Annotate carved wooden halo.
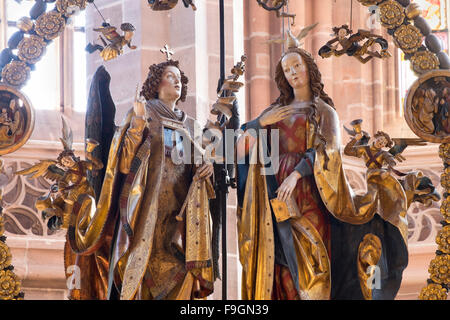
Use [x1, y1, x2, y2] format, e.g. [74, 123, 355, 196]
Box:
[404, 69, 450, 144]
[0, 84, 35, 155]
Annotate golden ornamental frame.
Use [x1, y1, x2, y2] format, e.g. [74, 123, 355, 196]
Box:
[404, 69, 450, 144]
[0, 83, 35, 156]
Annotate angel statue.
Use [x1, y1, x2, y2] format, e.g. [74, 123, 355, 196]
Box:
[318, 24, 391, 64]
[235, 29, 440, 300]
[58, 45, 223, 300]
[16, 117, 103, 231]
[85, 22, 137, 61]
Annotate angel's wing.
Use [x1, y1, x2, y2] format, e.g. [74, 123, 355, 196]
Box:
[296, 22, 319, 42]
[15, 160, 65, 181]
[60, 116, 73, 151]
[347, 31, 369, 43]
[93, 26, 119, 40]
[389, 138, 427, 162]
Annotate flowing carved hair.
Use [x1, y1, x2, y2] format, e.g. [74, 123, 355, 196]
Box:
[272, 48, 335, 170]
[140, 60, 188, 104]
[273, 47, 335, 108]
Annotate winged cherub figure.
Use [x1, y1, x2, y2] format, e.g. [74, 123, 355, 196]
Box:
[319, 24, 391, 64]
[85, 22, 137, 61]
[15, 117, 103, 230]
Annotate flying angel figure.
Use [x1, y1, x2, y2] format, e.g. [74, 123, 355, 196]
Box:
[15, 117, 103, 230]
[85, 22, 137, 61]
[319, 24, 391, 64]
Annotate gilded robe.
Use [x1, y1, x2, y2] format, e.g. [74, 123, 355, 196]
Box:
[236, 98, 411, 300]
[68, 99, 214, 300]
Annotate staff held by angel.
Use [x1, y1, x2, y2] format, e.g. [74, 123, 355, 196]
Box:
[318, 24, 391, 64]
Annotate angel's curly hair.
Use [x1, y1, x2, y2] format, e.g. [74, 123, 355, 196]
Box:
[57, 150, 78, 164]
[332, 24, 352, 36]
[140, 60, 188, 104]
[374, 130, 393, 148]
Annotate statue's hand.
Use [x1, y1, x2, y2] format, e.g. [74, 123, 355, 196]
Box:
[195, 163, 214, 181]
[134, 89, 146, 117]
[259, 106, 298, 127]
[276, 171, 301, 202]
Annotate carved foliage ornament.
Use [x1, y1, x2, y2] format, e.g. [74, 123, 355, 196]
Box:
[17, 35, 46, 65]
[35, 11, 66, 41]
[1, 61, 31, 88]
[378, 0, 405, 29]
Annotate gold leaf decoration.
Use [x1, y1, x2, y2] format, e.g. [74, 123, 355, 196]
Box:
[1, 61, 31, 88]
[35, 11, 66, 41]
[0, 241, 11, 270]
[428, 254, 450, 285]
[419, 283, 448, 300]
[436, 225, 450, 254]
[410, 50, 440, 74]
[56, 0, 87, 17]
[379, 0, 406, 29]
[394, 24, 423, 54]
[17, 35, 47, 65]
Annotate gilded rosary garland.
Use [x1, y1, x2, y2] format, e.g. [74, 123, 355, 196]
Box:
[436, 225, 450, 254]
[56, 0, 88, 17]
[428, 254, 450, 285]
[356, 0, 383, 6]
[0, 241, 12, 270]
[441, 167, 450, 190]
[393, 25, 423, 54]
[419, 283, 448, 300]
[441, 196, 450, 222]
[411, 51, 440, 74]
[378, 0, 405, 29]
[17, 35, 47, 65]
[35, 11, 66, 40]
[439, 144, 450, 164]
[1, 61, 31, 88]
[0, 270, 21, 300]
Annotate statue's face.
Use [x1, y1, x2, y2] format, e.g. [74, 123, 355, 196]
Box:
[281, 52, 310, 90]
[124, 31, 134, 41]
[61, 155, 76, 168]
[373, 136, 387, 149]
[158, 65, 182, 102]
[338, 28, 347, 39]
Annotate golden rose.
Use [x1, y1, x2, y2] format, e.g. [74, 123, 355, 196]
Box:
[429, 254, 450, 285]
[411, 51, 440, 75]
[0, 270, 21, 300]
[379, 0, 405, 29]
[0, 241, 11, 270]
[394, 24, 423, 54]
[436, 225, 450, 254]
[419, 283, 448, 300]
